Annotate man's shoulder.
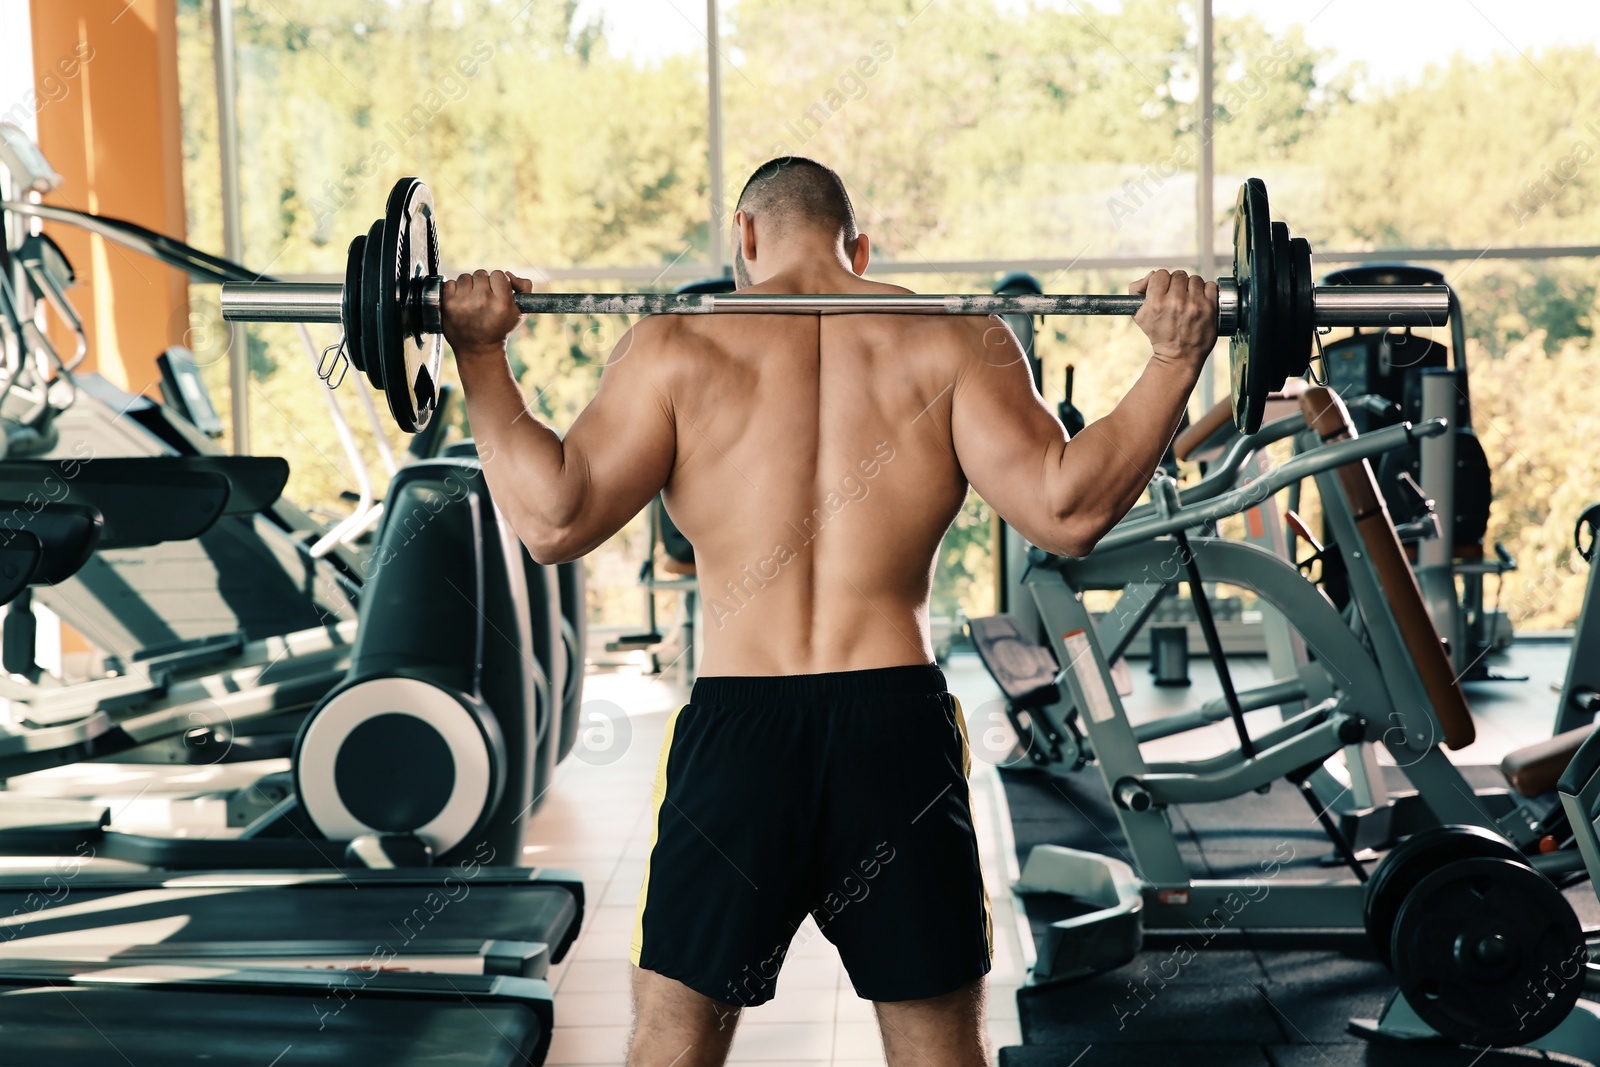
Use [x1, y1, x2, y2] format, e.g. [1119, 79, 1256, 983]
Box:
[605, 313, 735, 402]
[610, 313, 693, 369]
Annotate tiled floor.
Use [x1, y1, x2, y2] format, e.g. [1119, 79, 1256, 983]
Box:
[523, 657, 1028, 1066]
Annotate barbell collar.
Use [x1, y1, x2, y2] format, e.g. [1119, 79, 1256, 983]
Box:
[1216, 277, 1238, 334]
[419, 276, 443, 334]
[221, 278, 1449, 330]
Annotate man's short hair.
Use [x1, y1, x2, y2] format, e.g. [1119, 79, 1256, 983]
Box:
[734, 157, 859, 246]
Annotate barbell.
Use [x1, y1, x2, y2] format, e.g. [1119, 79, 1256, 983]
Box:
[219, 176, 1450, 435]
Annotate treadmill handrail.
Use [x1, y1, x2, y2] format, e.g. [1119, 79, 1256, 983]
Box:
[1, 200, 269, 285]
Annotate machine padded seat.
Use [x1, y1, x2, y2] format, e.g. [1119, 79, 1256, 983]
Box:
[1504, 725, 1598, 797]
[970, 614, 1059, 709]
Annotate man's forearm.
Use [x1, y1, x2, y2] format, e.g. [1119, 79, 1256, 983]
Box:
[454, 346, 585, 544]
[1049, 354, 1202, 547]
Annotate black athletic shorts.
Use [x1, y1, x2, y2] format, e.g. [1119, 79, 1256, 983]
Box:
[631, 664, 992, 1006]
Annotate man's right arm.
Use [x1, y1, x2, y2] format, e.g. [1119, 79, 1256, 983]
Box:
[444, 271, 678, 565]
[949, 270, 1216, 558]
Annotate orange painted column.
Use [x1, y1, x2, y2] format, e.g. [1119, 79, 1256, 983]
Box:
[28, 0, 189, 396]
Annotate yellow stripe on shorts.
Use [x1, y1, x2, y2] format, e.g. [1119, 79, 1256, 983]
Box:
[951, 696, 994, 963]
[631, 705, 684, 966]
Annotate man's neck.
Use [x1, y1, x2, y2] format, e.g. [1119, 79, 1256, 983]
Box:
[747, 232, 857, 289]
[750, 256, 861, 293]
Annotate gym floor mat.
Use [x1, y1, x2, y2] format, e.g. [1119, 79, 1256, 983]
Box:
[999, 762, 1599, 1065]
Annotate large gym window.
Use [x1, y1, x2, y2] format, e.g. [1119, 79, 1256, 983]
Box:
[176, 0, 1600, 632]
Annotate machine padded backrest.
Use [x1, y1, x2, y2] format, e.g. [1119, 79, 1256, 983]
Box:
[355, 460, 496, 685]
[1298, 385, 1474, 750]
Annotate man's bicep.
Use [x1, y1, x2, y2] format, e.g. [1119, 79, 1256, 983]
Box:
[558, 329, 677, 551]
[949, 328, 1067, 544]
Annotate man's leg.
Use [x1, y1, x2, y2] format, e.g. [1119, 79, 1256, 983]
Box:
[819, 678, 993, 1061]
[874, 979, 989, 1067]
[628, 967, 743, 1067]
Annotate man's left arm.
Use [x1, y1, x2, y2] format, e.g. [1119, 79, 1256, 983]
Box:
[444, 270, 676, 564]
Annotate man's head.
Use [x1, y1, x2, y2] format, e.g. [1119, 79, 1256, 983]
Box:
[731, 157, 868, 286]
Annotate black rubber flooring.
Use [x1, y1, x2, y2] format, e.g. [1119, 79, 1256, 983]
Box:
[998, 762, 1599, 1066]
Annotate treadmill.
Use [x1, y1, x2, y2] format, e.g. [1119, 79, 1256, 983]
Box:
[0, 961, 557, 1065]
[0, 140, 581, 1064]
[0, 866, 583, 977]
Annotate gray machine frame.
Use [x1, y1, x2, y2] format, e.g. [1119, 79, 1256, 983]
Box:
[1011, 418, 1525, 966]
[1009, 400, 1561, 857]
[1014, 409, 1393, 809]
[1554, 515, 1600, 736]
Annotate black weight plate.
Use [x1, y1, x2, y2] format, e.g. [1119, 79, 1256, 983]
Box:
[1364, 824, 1522, 967]
[1230, 177, 1273, 434]
[1450, 432, 1494, 546]
[1286, 235, 1314, 379]
[1265, 221, 1295, 395]
[1577, 503, 1600, 562]
[360, 218, 388, 394]
[379, 177, 443, 433]
[1376, 430, 1493, 548]
[342, 232, 367, 374]
[1391, 856, 1584, 1046]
